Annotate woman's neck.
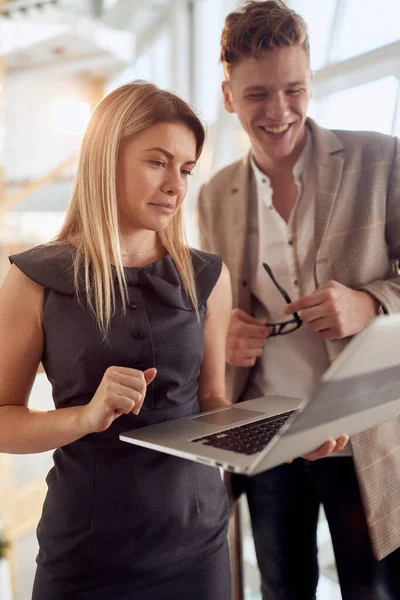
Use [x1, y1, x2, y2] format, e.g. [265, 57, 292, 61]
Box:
[119, 233, 165, 267]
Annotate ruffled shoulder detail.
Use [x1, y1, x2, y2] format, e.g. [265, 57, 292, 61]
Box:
[9, 243, 76, 295]
[9, 245, 223, 309]
[129, 249, 222, 311]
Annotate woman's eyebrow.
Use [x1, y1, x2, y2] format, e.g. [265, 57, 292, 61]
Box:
[144, 147, 196, 165]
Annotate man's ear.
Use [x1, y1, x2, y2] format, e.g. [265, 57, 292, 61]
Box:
[222, 81, 235, 114]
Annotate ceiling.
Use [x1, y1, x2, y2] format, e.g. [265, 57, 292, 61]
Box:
[1, 0, 171, 76]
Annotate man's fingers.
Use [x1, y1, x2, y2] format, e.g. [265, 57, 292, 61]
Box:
[302, 439, 336, 461]
[335, 434, 349, 451]
[227, 346, 264, 367]
[228, 334, 267, 350]
[300, 304, 328, 323]
[307, 317, 333, 332]
[232, 321, 269, 340]
[284, 290, 326, 314]
[232, 308, 268, 326]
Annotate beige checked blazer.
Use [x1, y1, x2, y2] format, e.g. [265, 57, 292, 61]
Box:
[197, 118, 400, 560]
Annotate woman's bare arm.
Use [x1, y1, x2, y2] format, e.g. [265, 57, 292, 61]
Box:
[198, 262, 232, 412]
[0, 265, 89, 454]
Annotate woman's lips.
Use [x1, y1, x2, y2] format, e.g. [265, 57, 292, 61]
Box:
[148, 202, 176, 214]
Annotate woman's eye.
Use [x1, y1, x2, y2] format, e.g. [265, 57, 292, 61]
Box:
[150, 160, 166, 168]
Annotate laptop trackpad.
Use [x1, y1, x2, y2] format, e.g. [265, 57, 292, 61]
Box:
[190, 408, 265, 426]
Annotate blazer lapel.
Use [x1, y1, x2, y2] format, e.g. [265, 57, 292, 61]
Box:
[226, 153, 252, 288]
[308, 118, 345, 254]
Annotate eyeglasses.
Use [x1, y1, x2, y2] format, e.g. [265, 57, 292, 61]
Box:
[262, 263, 303, 336]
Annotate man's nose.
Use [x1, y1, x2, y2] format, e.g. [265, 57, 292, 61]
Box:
[264, 93, 290, 121]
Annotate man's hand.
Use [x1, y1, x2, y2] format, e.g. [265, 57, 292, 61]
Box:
[226, 308, 269, 367]
[284, 280, 379, 341]
[287, 434, 350, 463]
[301, 434, 349, 461]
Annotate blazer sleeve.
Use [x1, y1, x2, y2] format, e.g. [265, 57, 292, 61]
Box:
[358, 136, 400, 313]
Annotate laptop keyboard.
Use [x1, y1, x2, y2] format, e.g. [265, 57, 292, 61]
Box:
[192, 410, 296, 456]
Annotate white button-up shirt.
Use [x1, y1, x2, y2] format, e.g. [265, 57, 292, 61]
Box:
[246, 130, 332, 402]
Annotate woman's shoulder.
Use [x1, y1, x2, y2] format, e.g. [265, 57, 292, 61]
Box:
[189, 248, 222, 305]
[9, 242, 75, 295]
[189, 248, 221, 271]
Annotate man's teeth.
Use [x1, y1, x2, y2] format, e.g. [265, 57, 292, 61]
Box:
[262, 124, 290, 133]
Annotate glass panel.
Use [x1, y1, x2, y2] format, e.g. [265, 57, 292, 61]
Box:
[193, 0, 227, 124]
[151, 30, 172, 90]
[317, 76, 398, 134]
[308, 98, 320, 121]
[287, 0, 337, 70]
[333, 0, 400, 61]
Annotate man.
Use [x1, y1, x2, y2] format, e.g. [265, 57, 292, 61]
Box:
[197, 1, 400, 599]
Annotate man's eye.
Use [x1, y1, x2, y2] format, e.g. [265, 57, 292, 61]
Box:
[286, 89, 301, 95]
[247, 94, 266, 100]
[181, 169, 193, 177]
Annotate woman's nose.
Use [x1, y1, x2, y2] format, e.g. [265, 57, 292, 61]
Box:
[161, 171, 184, 196]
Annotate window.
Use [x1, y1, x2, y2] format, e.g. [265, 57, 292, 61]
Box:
[332, 0, 400, 61]
[288, 0, 337, 70]
[50, 100, 90, 136]
[318, 76, 398, 134]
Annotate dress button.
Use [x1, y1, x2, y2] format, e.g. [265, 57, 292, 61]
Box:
[133, 331, 144, 340]
[137, 363, 145, 370]
[129, 302, 138, 309]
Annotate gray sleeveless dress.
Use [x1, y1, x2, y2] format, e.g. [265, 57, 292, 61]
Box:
[10, 244, 230, 600]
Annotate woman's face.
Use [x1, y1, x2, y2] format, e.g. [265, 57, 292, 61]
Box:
[116, 122, 197, 235]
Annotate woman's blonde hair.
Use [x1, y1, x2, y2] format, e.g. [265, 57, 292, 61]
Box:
[55, 81, 205, 335]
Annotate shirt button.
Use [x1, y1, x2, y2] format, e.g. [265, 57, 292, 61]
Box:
[129, 302, 138, 309]
[288, 239, 293, 246]
[137, 363, 145, 370]
[294, 279, 299, 286]
[133, 331, 144, 340]
[268, 205, 273, 211]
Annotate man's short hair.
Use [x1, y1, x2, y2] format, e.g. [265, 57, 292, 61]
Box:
[220, 0, 310, 78]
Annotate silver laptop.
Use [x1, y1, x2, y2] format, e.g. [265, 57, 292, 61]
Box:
[120, 315, 400, 476]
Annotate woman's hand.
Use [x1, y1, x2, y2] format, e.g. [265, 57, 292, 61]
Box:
[82, 366, 157, 433]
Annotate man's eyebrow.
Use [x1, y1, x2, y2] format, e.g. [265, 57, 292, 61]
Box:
[243, 86, 268, 93]
[286, 80, 307, 87]
[243, 81, 307, 93]
[144, 147, 196, 165]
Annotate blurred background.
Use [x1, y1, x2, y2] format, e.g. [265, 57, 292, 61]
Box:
[0, 1, 400, 598]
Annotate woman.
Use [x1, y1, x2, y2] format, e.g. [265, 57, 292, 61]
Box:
[0, 81, 232, 599]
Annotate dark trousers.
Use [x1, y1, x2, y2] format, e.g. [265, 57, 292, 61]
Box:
[241, 457, 400, 600]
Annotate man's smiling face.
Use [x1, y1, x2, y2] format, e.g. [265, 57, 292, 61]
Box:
[222, 45, 312, 171]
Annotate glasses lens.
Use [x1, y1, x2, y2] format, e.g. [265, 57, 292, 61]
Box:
[280, 321, 301, 334]
[268, 319, 302, 336]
